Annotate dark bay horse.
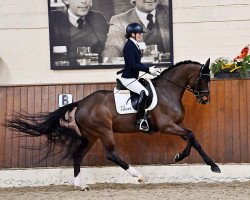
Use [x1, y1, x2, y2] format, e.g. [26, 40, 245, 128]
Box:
[5, 59, 221, 190]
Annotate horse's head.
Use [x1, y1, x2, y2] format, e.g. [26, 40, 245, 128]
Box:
[190, 58, 211, 104]
[153, 59, 211, 104]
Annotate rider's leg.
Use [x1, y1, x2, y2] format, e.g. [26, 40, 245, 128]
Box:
[118, 77, 149, 96]
[136, 90, 149, 131]
[119, 78, 149, 131]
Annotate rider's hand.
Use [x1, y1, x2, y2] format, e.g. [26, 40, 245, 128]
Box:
[149, 66, 161, 76]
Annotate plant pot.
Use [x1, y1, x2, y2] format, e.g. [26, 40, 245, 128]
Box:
[214, 72, 240, 79]
[247, 69, 250, 77]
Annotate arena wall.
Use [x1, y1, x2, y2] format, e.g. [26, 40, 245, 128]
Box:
[0, 79, 249, 168]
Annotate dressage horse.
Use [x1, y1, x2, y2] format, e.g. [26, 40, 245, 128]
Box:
[5, 59, 221, 190]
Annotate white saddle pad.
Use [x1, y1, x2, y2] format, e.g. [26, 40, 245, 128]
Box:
[114, 79, 157, 114]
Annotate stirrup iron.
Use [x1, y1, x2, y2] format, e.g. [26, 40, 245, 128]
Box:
[139, 118, 149, 131]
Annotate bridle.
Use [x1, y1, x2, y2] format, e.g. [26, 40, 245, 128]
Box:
[157, 64, 211, 100]
[193, 65, 211, 99]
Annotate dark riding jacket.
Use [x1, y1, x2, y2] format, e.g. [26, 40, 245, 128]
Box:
[121, 39, 150, 79]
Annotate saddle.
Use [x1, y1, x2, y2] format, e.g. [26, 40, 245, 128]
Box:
[114, 78, 157, 114]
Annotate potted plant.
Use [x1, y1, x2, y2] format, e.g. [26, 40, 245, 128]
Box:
[211, 45, 250, 78]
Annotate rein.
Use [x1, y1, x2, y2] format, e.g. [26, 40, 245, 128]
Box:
[156, 67, 210, 96]
[157, 75, 194, 93]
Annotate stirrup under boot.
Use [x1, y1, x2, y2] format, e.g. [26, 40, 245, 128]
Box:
[137, 118, 149, 132]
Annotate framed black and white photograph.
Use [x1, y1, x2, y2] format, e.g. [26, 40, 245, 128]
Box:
[48, 0, 173, 70]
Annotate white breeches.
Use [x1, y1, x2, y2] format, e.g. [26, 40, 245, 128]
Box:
[119, 77, 149, 96]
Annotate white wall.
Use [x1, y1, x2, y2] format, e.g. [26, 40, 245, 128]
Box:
[173, 0, 250, 62]
[0, 0, 249, 86]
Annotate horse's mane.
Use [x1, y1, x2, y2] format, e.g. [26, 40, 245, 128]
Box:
[168, 60, 201, 70]
[152, 60, 201, 81]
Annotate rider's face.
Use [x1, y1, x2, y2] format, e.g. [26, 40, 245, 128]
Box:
[135, 0, 159, 13]
[64, 0, 92, 17]
[132, 32, 143, 42]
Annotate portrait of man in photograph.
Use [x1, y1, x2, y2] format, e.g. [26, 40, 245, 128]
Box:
[48, 0, 109, 68]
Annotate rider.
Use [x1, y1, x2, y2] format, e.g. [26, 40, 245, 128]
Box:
[117, 22, 161, 132]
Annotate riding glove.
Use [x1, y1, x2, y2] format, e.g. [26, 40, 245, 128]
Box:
[149, 66, 161, 76]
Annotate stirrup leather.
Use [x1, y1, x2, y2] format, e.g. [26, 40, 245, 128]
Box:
[138, 118, 149, 131]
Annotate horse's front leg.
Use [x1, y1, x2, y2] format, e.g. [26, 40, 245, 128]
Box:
[101, 132, 145, 182]
[190, 132, 221, 173]
[174, 134, 191, 162]
[175, 129, 221, 172]
[178, 130, 221, 173]
[159, 124, 221, 173]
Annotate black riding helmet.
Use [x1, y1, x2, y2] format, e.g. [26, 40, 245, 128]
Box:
[125, 23, 145, 39]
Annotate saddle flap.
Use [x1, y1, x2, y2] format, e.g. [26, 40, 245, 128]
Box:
[114, 78, 158, 114]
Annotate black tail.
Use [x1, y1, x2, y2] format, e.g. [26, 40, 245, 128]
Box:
[4, 101, 86, 160]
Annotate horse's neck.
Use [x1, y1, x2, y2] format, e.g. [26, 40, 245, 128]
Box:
[154, 66, 192, 100]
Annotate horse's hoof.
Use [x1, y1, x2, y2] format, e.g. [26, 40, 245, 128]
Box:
[75, 184, 91, 191]
[174, 153, 181, 162]
[211, 165, 221, 173]
[138, 175, 145, 183]
[81, 186, 91, 191]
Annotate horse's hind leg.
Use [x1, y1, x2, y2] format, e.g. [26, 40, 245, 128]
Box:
[101, 131, 144, 182]
[72, 136, 97, 191]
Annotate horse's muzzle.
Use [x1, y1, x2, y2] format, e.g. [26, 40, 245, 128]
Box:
[197, 94, 210, 104]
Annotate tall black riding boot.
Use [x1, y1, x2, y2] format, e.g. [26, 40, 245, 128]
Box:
[136, 91, 149, 131]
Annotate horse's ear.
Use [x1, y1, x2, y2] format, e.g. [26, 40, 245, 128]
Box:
[205, 58, 210, 67]
[202, 58, 210, 74]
